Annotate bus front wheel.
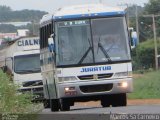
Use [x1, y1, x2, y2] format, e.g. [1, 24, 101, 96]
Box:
[59, 99, 70, 111]
[112, 93, 127, 107]
[101, 96, 111, 107]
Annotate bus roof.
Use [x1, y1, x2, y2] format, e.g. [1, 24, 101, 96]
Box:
[40, 4, 125, 24]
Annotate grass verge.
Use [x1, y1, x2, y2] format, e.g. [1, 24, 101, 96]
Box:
[128, 70, 160, 99]
[0, 70, 43, 119]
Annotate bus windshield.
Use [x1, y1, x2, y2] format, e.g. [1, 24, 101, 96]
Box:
[14, 54, 41, 74]
[56, 17, 131, 66]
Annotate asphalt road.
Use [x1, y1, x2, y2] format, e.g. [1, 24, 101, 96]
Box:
[39, 104, 160, 120]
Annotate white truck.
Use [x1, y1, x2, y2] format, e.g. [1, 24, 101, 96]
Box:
[0, 36, 43, 100]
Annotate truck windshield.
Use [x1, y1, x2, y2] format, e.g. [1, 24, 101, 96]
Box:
[56, 17, 131, 66]
[14, 54, 40, 74]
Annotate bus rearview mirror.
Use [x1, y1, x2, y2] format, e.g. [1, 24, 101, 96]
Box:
[48, 38, 55, 52]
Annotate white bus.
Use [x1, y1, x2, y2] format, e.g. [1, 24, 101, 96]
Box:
[40, 4, 133, 111]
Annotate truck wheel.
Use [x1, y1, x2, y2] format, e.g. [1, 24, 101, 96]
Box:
[101, 96, 111, 107]
[50, 99, 59, 112]
[43, 99, 50, 108]
[112, 93, 127, 107]
[60, 99, 70, 111]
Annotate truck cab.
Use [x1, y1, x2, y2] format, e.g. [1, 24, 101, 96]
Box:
[0, 37, 43, 100]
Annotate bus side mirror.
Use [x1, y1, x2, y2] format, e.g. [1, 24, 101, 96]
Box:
[48, 37, 55, 52]
[130, 38, 135, 49]
[130, 31, 138, 49]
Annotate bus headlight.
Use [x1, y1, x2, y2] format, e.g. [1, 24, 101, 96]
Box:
[64, 87, 77, 95]
[118, 82, 128, 88]
[58, 76, 78, 82]
[121, 82, 128, 88]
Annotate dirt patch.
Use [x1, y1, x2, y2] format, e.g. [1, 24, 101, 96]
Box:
[128, 99, 160, 105]
[75, 99, 160, 107]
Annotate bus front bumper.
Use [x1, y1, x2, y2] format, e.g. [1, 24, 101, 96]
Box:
[56, 78, 133, 99]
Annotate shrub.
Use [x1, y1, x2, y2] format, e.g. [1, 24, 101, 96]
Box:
[0, 70, 41, 114]
[131, 39, 160, 70]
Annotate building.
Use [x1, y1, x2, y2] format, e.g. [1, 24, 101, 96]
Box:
[0, 33, 17, 39]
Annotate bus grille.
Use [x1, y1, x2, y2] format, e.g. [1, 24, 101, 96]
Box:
[80, 84, 113, 93]
[78, 73, 113, 80]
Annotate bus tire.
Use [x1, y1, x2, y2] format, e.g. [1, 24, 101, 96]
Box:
[101, 96, 111, 107]
[50, 99, 59, 112]
[112, 93, 127, 107]
[60, 99, 70, 111]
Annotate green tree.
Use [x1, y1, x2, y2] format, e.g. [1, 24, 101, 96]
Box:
[132, 39, 160, 70]
[0, 5, 47, 22]
[126, 5, 144, 28]
[0, 5, 47, 34]
[140, 0, 160, 40]
[0, 6, 12, 22]
[144, 0, 160, 14]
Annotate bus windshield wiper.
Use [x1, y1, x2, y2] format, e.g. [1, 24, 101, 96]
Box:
[78, 38, 92, 64]
[97, 37, 112, 62]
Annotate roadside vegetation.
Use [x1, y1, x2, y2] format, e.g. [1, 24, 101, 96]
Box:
[129, 36, 160, 99]
[131, 38, 160, 71]
[0, 70, 42, 114]
[128, 70, 160, 99]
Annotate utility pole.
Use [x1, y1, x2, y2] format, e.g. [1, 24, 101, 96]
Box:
[152, 15, 158, 70]
[135, 5, 139, 44]
[143, 14, 160, 70]
[31, 20, 35, 36]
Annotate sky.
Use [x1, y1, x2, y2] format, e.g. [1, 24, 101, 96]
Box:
[0, 0, 149, 13]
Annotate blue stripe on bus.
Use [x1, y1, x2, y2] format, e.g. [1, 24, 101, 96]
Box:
[54, 11, 125, 20]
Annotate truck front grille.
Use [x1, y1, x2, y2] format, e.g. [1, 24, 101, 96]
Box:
[19, 87, 43, 92]
[23, 80, 43, 87]
[80, 84, 113, 93]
